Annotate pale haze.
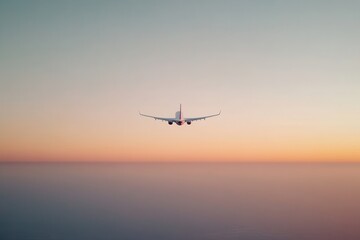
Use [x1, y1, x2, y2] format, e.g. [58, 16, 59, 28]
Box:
[1, 1, 359, 162]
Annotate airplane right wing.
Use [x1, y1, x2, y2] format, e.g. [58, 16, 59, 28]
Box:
[184, 111, 221, 122]
[139, 112, 177, 122]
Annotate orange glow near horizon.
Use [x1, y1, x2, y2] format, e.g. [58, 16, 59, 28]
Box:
[1, 102, 360, 162]
[1, 117, 359, 162]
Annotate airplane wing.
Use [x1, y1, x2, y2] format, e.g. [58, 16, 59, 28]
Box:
[139, 112, 177, 122]
[184, 111, 221, 122]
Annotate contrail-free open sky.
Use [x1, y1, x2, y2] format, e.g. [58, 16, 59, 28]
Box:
[1, 1, 359, 162]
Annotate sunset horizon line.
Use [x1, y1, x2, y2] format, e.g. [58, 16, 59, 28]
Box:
[1, 160, 359, 164]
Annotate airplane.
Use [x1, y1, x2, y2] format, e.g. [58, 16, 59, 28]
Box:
[139, 104, 221, 126]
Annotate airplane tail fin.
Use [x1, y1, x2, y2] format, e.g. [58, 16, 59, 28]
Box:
[180, 104, 182, 119]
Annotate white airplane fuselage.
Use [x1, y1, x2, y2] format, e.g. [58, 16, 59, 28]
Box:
[174, 110, 185, 126]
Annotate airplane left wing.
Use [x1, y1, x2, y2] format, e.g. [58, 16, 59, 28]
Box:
[139, 112, 177, 122]
[184, 111, 221, 122]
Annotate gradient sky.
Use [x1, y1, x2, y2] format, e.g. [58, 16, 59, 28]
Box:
[1, 0, 359, 162]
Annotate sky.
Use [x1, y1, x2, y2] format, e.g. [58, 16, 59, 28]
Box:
[0, 0, 359, 162]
